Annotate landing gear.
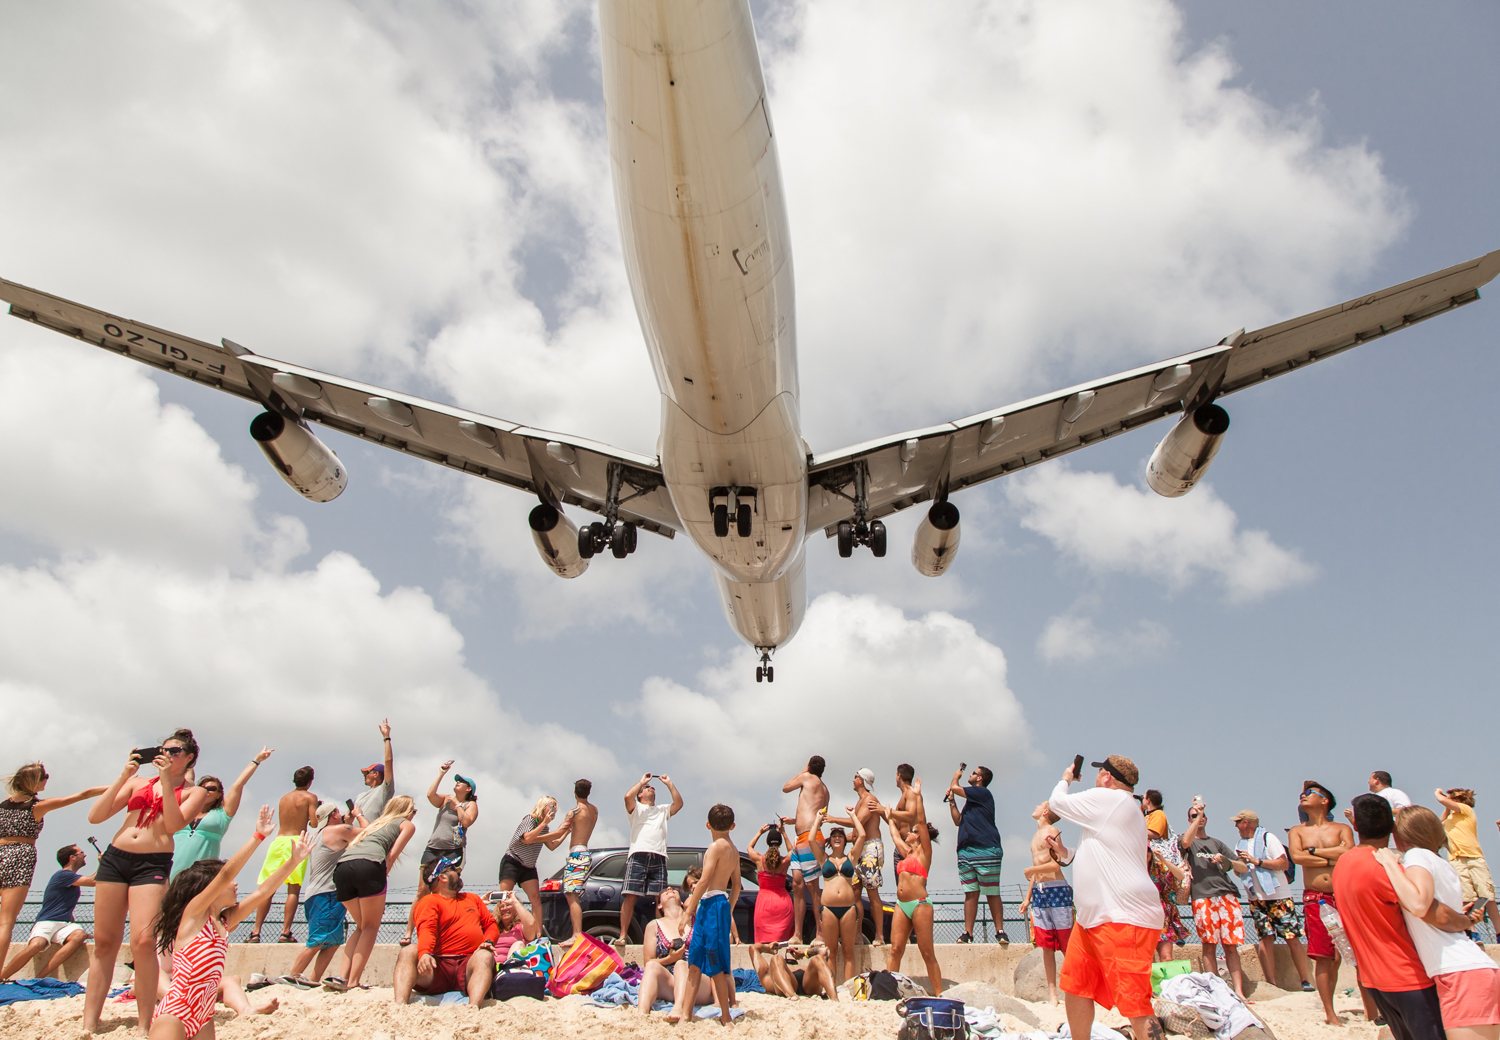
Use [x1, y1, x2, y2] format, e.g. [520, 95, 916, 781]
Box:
[610, 522, 635, 558]
[736, 502, 752, 538]
[713, 503, 729, 538]
[710, 487, 757, 540]
[755, 648, 775, 683]
[577, 463, 654, 564]
[827, 464, 887, 558]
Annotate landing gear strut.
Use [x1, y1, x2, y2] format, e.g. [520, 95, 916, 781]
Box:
[827, 463, 886, 558]
[755, 648, 775, 683]
[575, 462, 648, 561]
[711, 486, 757, 539]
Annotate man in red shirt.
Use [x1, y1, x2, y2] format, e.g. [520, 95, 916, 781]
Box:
[394, 862, 499, 1005]
[1333, 795, 1473, 1040]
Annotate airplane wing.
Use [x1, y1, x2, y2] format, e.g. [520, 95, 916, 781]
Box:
[807, 249, 1500, 535]
[0, 278, 680, 537]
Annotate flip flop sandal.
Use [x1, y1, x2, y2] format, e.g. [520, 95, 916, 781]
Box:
[322, 976, 348, 993]
[245, 934, 261, 943]
[278, 933, 296, 943]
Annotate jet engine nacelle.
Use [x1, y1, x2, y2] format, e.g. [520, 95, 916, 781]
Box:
[249, 411, 347, 502]
[911, 501, 961, 577]
[1146, 403, 1230, 498]
[528, 504, 589, 578]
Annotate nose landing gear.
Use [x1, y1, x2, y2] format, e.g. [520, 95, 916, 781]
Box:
[755, 648, 775, 683]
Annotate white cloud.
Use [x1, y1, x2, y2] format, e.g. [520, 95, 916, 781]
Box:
[1037, 613, 1172, 664]
[1007, 464, 1314, 601]
[626, 592, 1034, 794]
[767, 0, 1408, 447]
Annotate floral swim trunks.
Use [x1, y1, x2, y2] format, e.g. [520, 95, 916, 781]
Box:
[1192, 894, 1245, 946]
[563, 847, 591, 895]
[856, 838, 884, 889]
[1246, 897, 1304, 942]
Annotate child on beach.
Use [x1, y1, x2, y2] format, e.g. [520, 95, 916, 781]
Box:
[1020, 801, 1073, 1003]
[675, 804, 741, 1025]
[149, 807, 311, 1039]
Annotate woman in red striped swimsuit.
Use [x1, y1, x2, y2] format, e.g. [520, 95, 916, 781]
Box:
[148, 806, 311, 1040]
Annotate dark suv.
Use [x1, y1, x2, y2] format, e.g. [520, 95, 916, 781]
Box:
[538, 846, 883, 944]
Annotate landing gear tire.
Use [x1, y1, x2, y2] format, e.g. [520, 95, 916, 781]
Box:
[610, 524, 629, 558]
[765, 666, 774, 683]
[623, 522, 638, 553]
[756, 666, 764, 683]
[736, 503, 752, 537]
[837, 521, 854, 558]
[713, 504, 729, 538]
[577, 525, 596, 559]
[870, 520, 887, 558]
[589, 522, 607, 555]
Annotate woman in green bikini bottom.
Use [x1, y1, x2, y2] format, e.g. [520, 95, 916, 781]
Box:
[883, 776, 943, 996]
[813, 809, 866, 984]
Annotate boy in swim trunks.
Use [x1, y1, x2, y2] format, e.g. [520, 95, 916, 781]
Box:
[251, 765, 318, 942]
[676, 804, 741, 1026]
[1021, 801, 1073, 1003]
[782, 756, 828, 942]
[563, 779, 599, 939]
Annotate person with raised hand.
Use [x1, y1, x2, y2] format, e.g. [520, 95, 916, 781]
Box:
[398, 762, 478, 946]
[0, 761, 106, 992]
[812, 809, 866, 985]
[885, 776, 944, 996]
[149, 806, 311, 1039]
[615, 774, 683, 946]
[351, 719, 394, 827]
[326, 795, 418, 992]
[83, 730, 211, 1034]
[499, 795, 573, 920]
[172, 746, 273, 879]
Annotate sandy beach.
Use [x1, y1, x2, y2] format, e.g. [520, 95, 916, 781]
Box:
[2, 976, 1399, 1040]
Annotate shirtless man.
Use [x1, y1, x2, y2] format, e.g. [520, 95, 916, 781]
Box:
[675, 804, 741, 1025]
[827, 768, 887, 944]
[1020, 801, 1073, 1003]
[1289, 781, 1355, 1025]
[562, 779, 599, 939]
[251, 765, 319, 942]
[782, 756, 829, 943]
[890, 763, 919, 833]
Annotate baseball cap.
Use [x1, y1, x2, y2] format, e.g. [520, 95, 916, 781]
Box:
[1301, 780, 1336, 811]
[361, 763, 385, 777]
[454, 774, 477, 795]
[315, 802, 340, 825]
[1091, 756, 1139, 787]
[1231, 810, 1259, 825]
[857, 768, 876, 789]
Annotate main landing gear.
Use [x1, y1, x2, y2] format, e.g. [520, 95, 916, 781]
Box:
[825, 461, 886, 558]
[755, 648, 775, 683]
[576, 461, 647, 560]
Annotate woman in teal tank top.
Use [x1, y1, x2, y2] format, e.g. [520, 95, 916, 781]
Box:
[171, 748, 271, 878]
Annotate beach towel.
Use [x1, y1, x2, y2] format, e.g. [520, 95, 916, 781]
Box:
[0, 978, 85, 1006]
[503, 937, 556, 981]
[732, 967, 765, 993]
[585, 972, 639, 1006]
[1158, 973, 1263, 1040]
[694, 1005, 747, 1020]
[547, 933, 623, 997]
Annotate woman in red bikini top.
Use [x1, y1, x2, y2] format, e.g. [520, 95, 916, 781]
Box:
[883, 775, 945, 997]
[83, 728, 213, 1036]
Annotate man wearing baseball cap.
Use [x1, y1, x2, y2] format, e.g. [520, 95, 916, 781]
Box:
[1049, 756, 1164, 1040]
[829, 768, 889, 943]
[353, 719, 395, 825]
[1233, 809, 1313, 993]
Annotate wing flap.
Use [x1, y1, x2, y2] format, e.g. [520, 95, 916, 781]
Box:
[0, 277, 680, 536]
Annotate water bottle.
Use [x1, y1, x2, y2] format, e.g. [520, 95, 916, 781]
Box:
[1320, 903, 1357, 967]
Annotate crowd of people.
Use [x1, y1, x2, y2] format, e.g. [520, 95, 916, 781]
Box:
[1, 730, 1497, 1039]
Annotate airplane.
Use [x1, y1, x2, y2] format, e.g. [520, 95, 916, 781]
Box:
[2, 0, 1497, 683]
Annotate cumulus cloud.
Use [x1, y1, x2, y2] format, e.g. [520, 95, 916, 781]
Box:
[1007, 464, 1314, 600]
[1037, 613, 1172, 664]
[766, 0, 1408, 447]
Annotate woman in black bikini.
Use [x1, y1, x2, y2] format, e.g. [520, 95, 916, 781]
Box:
[0, 761, 106, 989]
[83, 729, 212, 1034]
[811, 808, 866, 985]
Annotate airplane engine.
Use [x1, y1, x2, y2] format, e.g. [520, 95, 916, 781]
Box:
[1146, 403, 1230, 498]
[528, 503, 589, 578]
[911, 501, 961, 577]
[248, 411, 347, 502]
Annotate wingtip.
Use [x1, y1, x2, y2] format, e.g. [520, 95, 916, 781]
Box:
[1478, 249, 1500, 288]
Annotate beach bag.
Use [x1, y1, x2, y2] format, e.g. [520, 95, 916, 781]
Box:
[897, 997, 971, 1040]
[869, 970, 903, 1000]
[1153, 998, 1213, 1038]
[546, 933, 623, 997]
[491, 968, 548, 1002]
[1151, 959, 1192, 995]
[503, 938, 555, 982]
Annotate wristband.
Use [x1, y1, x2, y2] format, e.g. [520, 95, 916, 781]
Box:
[253, 831, 267, 841]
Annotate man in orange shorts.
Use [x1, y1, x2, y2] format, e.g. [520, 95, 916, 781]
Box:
[1049, 756, 1166, 1040]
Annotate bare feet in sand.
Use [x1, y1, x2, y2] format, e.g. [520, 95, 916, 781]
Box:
[234, 996, 279, 1017]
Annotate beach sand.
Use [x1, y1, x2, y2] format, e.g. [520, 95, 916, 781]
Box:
[2, 979, 1394, 1040]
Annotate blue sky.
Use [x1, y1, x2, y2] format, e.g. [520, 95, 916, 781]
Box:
[0, 0, 1495, 895]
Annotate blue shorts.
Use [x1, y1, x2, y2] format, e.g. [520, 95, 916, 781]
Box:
[687, 893, 731, 977]
[303, 892, 346, 948]
[957, 846, 1003, 895]
[623, 852, 667, 897]
[789, 841, 818, 877]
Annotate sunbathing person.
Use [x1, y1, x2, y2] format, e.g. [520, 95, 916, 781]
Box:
[637, 885, 707, 1014]
[753, 942, 838, 1000]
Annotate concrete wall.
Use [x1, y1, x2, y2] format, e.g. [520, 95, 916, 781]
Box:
[14, 941, 1500, 992]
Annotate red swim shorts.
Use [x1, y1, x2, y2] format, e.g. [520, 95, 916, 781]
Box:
[1303, 890, 1336, 961]
[1435, 968, 1500, 1028]
[415, 954, 472, 996]
[1035, 926, 1071, 952]
[1059, 922, 1157, 1019]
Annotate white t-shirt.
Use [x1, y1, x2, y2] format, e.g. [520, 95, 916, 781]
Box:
[1399, 848, 1495, 977]
[1236, 832, 1293, 901]
[1049, 780, 1165, 931]
[1377, 788, 1412, 810]
[628, 803, 671, 857]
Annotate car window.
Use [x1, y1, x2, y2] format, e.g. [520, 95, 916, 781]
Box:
[739, 860, 759, 893]
[666, 850, 701, 887]
[591, 854, 627, 880]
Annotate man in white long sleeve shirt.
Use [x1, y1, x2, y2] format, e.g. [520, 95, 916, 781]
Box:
[1050, 755, 1166, 1040]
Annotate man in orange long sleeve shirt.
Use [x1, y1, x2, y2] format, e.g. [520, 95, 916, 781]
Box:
[394, 863, 499, 1005]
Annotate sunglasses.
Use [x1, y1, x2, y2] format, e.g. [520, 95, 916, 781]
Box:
[40, 771, 50, 781]
[1301, 788, 1327, 799]
[161, 747, 186, 757]
[202, 786, 222, 793]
